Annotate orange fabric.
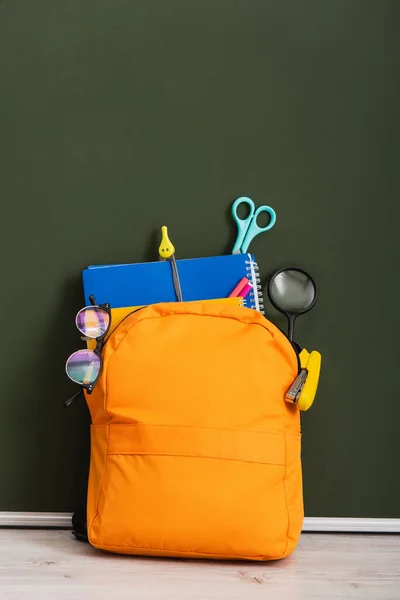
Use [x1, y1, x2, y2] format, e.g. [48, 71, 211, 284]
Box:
[85, 301, 303, 560]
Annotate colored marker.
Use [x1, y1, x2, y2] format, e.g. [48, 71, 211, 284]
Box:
[239, 281, 253, 299]
[229, 277, 248, 298]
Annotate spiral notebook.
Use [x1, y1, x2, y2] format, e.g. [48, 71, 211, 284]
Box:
[82, 253, 264, 313]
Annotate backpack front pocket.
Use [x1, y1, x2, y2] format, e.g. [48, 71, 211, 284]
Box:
[88, 424, 298, 560]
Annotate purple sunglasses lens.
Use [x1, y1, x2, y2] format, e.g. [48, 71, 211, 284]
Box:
[76, 307, 110, 339]
[66, 350, 101, 386]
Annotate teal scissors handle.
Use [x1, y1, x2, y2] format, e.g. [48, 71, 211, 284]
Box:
[231, 196, 276, 253]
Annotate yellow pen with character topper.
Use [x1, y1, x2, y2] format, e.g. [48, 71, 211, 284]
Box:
[158, 225, 175, 259]
[158, 225, 182, 301]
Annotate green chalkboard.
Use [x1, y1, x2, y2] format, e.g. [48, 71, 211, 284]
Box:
[0, 0, 399, 517]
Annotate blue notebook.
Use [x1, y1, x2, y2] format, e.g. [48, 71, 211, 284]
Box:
[82, 253, 264, 312]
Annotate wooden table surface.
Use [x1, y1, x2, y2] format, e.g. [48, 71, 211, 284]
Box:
[0, 530, 399, 599]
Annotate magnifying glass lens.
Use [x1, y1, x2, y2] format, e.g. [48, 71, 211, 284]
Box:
[269, 270, 316, 313]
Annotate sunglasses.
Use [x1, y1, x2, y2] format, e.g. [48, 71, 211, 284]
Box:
[65, 297, 111, 407]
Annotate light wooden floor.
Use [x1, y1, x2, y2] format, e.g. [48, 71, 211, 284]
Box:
[0, 530, 399, 599]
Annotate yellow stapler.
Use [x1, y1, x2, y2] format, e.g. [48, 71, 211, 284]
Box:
[285, 349, 322, 411]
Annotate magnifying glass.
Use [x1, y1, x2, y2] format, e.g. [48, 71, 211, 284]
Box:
[267, 267, 317, 342]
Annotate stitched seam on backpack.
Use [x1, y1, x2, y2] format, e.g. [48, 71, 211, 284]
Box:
[105, 452, 285, 466]
[88, 424, 110, 540]
[103, 353, 112, 421]
[280, 434, 290, 559]
[97, 422, 288, 436]
[91, 541, 272, 560]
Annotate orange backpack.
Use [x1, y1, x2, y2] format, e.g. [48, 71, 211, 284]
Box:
[85, 301, 303, 560]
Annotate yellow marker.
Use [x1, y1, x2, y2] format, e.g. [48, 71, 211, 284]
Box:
[158, 226, 176, 259]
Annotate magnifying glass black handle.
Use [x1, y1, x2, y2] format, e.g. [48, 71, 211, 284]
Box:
[288, 315, 296, 342]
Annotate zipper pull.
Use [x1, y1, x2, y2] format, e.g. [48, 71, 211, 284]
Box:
[64, 389, 84, 408]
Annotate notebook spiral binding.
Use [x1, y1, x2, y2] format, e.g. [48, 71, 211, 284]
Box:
[245, 255, 265, 314]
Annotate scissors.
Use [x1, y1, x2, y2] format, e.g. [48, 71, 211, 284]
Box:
[231, 196, 276, 253]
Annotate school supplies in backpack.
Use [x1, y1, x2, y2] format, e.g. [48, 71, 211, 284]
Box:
[81, 301, 304, 560]
[82, 252, 265, 312]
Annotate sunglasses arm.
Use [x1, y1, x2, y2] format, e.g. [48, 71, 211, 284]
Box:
[64, 389, 84, 408]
